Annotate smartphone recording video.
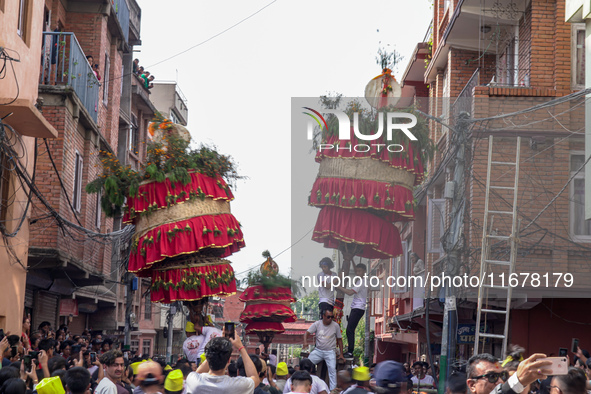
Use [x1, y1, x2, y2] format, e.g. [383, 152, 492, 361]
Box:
[23, 355, 32, 373]
[224, 322, 235, 339]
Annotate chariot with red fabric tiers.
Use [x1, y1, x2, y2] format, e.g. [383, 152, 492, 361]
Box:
[239, 252, 297, 352]
[308, 63, 434, 323]
[86, 112, 245, 304]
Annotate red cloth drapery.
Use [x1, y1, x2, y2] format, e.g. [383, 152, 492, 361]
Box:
[239, 285, 296, 303]
[239, 303, 297, 324]
[150, 263, 236, 303]
[123, 172, 234, 224]
[309, 177, 414, 221]
[312, 206, 402, 260]
[129, 213, 245, 275]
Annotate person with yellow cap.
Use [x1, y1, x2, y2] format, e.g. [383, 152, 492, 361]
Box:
[182, 321, 203, 363]
[276, 362, 289, 392]
[130, 361, 144, 377]
[164, 369, 184, 394]
[345, 366, 371, 393]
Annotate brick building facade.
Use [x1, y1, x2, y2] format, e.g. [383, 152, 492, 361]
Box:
[21, 0, 160, 352]
[374, 0, 591, 364]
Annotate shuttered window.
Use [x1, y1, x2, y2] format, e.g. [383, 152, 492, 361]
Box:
[73, 152, 83, 212]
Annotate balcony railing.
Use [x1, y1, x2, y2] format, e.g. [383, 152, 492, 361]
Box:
[40, 32, 100, 123]
[112, 0, 130, 43]
[452, 68, 479, 119]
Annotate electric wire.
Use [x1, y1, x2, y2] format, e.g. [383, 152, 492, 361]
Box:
[43, 138, 82, 226]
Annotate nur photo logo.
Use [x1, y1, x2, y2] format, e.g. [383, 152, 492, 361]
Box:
[302, 107, 418, 153]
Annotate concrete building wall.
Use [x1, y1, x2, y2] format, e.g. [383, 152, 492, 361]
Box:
[0, 0, 45, 103]
[150, 83, 189, 125]
[0, 0, 58, 333]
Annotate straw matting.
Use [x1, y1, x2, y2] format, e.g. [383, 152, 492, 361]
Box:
[318, 157, 415, 188]
[136, 198, 231, 238]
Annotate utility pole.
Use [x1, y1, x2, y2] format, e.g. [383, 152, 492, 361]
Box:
[438, 112, 469, 394]
[166, 302, 177, 364]
[124, 272, 134, 348]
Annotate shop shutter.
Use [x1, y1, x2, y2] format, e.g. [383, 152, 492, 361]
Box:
[33, 291, 59, 330]
[25, 288, 34, 309]
[69, 314, 86, 334]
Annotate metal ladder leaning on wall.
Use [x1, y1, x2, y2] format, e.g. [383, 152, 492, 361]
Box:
[474, 135, 521, 357]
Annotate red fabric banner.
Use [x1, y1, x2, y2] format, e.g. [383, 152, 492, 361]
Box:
[124, 172, 234, 224]
[150, 263, 236, 303]
[312, 206, 403, 259]
[309, 177, 414, 221]
[129, 213, 245, 275]
[239, 285, 296, 303]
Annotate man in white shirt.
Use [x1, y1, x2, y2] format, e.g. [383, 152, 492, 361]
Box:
[335, 263, 367, 359]
[96, 350, 125, 394]
[282, 359, 328, 394]
[195, 325, 222, 358]
[269, 349, 278, 367]
[285, 371, 313, 394]
[411, 361, 435, 388]
[316, 257, 337, 319]
[185, 334, 259, 394]
[182, 322, 202, 363]
[304, 310, 344, 391]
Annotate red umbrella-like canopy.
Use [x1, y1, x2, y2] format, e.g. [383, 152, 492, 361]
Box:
[239, 253, 297, 351]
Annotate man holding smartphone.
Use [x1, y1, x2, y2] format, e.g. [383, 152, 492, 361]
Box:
[185, 332, 259, 393]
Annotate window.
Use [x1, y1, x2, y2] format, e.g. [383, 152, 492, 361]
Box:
[103, 52, 110, 104]
[144, 294, 151, 320]
[391, 241, 408, 293]
[130, 340, 139, 353]
[73, 152, 83, 212]
[169, 111, 178, 125]
[573, 24, 585, 88]
[570, 153, 591, 241]
[95, 190, 102, 229]
[427, 198, 445, 253]
[373, 288, 383, 316]
[441, 70, 450, 128]
[142, 340, 151, 357]
[17, 0, 28, 39]
[129, 115, 138, 154]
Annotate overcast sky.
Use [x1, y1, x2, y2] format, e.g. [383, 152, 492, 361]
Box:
[137, 0, 433, 285]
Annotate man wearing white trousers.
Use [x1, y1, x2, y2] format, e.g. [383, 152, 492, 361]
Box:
[303, 309, 345, 390]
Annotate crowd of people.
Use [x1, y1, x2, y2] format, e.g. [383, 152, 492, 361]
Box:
[0, 270, 589, 394]
[0, 315, 590, 394]
[133, 59, 155, 89]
